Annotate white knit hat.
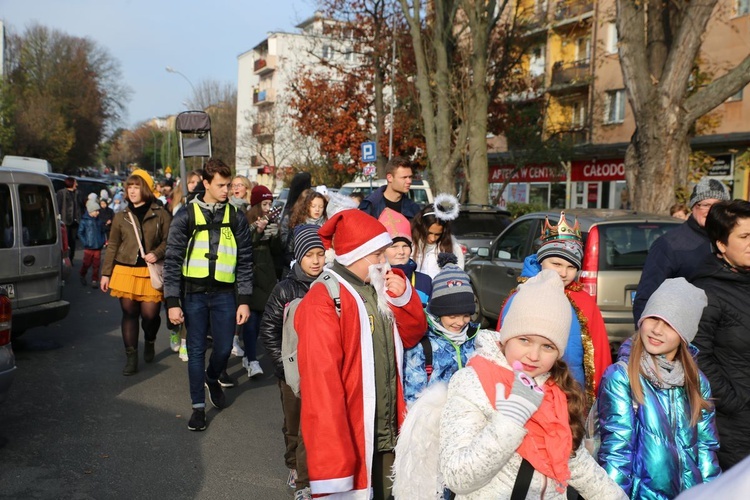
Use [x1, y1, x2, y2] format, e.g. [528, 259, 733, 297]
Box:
[500, 269, 572, 357]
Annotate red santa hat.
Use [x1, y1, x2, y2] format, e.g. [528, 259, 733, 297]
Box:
[318, 209, 392, 266]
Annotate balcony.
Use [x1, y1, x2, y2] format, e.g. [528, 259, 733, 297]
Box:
[253, 88, 276, 106]
[254, 55, 277, 75]
[548, 60, 591, 93]
[252, 123, 272, 138]
[552, 127, 589, 145]
[521, 7, 549, 34]
[554, 1, 593, 20]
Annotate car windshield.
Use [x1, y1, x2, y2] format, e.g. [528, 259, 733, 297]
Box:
[599, 222, 677, 270]
[454, 212, 510, 237]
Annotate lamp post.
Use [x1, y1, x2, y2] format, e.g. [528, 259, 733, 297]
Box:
[166, 66, 197, 108]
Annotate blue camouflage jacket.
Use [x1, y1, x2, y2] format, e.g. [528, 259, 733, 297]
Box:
[403, 315, 478, 406]
[597, 340, 721, 499]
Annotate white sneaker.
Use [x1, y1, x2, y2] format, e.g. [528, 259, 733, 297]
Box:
[231, 336, 245, 357]
[243, 358, 264, 378]
[179, 342, 188, 362]
[294, 487, 312, 500]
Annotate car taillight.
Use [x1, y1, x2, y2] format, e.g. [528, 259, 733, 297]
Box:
[459, 243, 468, 255]
[580, 225, 599, 299]
[0, 294, 11, 346]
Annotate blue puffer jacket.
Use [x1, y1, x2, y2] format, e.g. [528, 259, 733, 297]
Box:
[597, 340, 721, 499]
[403, 315, 478, 406]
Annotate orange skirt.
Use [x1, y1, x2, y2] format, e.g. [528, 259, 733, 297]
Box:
[109, 265, 163, 303]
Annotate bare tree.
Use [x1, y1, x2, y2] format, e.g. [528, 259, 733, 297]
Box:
[617, 0, 750, 212]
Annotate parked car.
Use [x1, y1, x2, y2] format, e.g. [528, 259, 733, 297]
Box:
[453, 205, 512, 256]
[0, 168, 70, 337]
[338, 179, 434, 206]
[466, 209, 682, 349]
[1, 155, 52, 174]
[46, 173, 112, 205]
[0, 289, 15, 404]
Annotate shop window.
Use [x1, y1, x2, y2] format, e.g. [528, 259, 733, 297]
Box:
[605, 89, 626, 124]
[529, 184, 549, 206]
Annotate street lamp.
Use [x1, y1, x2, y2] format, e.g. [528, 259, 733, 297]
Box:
[166, 66, 197, 107]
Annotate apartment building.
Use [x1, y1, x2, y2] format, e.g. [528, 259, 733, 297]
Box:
[235, 12, 359, 186]
[490, 0, 750, 209]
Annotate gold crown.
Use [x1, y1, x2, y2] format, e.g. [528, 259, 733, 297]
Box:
[541, 211, 582, 242]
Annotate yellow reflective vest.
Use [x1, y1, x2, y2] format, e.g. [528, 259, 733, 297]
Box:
[182, 204, 237, 283]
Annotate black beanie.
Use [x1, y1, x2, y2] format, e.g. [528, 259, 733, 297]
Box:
[293, 224, 324, 262]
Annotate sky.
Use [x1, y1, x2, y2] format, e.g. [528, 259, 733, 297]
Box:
[1, 0, 316, 129]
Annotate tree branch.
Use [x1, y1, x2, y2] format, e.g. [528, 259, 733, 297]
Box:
[685, 54, 750, 124]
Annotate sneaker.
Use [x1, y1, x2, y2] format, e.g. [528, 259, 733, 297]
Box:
[287, 468, 298, 489]
[79, 275, 87, 286]
[248, 360, 264, 378]
[218, 371, 237, 388]
[91, 280, 98, 289]
[170, 332, 180, 352]
[204, 376, 226, 409]
[231, 336, 245, 357]
[187, 408, 206, 431]
[294, 487, 312, 500]
[179, 343, 188, 362]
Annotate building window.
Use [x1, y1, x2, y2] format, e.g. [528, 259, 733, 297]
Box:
[344, 47, 354, 63]
[322, 45, 333, 60]
[606, 22, 618, 54]
[575, 37, 591, 63]
[605, 89, 626, 124]
[738, 0, 750, 16]
[572, 100, 587, 128]
[529, 45, 546, 77]
[727, 88, 744, 102]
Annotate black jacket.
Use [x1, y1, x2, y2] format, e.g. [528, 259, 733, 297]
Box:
[358, 185, 420, 220]
[692, 254, 750, 470]
[633, 216, 710, 324]
[248, 225, 281, 311]
[259, 264, 316, 379]
[163, 197, 254, 309]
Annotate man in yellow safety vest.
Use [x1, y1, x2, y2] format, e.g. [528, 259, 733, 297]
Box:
[163, 158, 254, 431]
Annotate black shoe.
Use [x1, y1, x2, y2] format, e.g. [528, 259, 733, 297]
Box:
[144, 341, 155, 363]
[205, 377, 226, 409]
[218, 371, 236, 388]
[123, 347, 138, 376]
[79, 275, 87, 286]
[187, 408, 206, 431]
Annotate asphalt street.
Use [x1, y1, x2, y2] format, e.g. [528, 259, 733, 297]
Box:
[0, 254, 293, 500]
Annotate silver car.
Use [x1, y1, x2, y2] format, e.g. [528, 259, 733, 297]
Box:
[466, 209, 682, 348]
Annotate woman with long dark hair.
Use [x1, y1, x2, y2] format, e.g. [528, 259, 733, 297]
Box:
[101, 171, 171, 376]
[411, 194, 464, 279]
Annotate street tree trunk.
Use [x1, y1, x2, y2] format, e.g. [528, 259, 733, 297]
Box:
[617, 0, 750, 212]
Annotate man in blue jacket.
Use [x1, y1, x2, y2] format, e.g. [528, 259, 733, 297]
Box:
[632, 176, 730, 325]
[359, 157, 420, 220]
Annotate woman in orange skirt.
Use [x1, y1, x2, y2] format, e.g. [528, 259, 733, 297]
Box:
[101, 171, 171, 375]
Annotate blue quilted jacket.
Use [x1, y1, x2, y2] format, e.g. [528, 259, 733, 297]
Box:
[403, 316, 478, 406]
[597, 340, 721, 499]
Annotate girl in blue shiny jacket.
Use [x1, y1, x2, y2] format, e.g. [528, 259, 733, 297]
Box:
[597, 278, 721, 499]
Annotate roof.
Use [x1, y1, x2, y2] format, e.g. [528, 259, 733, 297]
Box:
[519, 209, 681, 230]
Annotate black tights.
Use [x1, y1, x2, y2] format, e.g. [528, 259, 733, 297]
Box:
[120, 298, 162, 349]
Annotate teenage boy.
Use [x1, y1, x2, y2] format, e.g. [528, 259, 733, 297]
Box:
[295, 209, 427, 500]
[359, 156, 420, 220]
[163, 158, 254, 432]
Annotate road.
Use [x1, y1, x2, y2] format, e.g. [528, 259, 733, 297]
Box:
[0, 257, 293, 500]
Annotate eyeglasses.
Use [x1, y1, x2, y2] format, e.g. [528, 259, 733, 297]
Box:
[694, 201, 716, 210]
[230, 183, 245, 189]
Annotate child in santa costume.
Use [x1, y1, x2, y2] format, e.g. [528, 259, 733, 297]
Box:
[295, 209, 427, 499]
[498, 211, 611, 407]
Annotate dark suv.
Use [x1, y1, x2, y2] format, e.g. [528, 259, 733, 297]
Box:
[453, 205, 512, 257]
[466, 209, 681, 347]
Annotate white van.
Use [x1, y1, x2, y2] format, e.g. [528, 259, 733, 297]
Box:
[0, 168, 69, 336]
[339, 179, 434, 206]
[1, 156, 52, 174]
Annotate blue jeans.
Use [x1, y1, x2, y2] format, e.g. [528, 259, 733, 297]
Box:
[184, 292, 236, 408]
[241, 310, 262, 362]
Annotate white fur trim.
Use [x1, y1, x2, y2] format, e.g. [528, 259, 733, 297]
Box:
[310, 476, 354, 495]
[335, 232, 392, 266]
[386, 277, 413, 307]
[325, 269, 376, 495]
[433, 193, 460, 222]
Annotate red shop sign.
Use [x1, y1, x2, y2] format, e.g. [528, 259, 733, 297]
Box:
[571, 160, 625, 182]
[488, 163, 564, 183]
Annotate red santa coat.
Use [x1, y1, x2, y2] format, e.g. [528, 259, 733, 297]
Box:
[295, 268, 426, 498]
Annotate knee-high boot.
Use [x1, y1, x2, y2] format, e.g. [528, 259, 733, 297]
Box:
[123, 347, 138, 376]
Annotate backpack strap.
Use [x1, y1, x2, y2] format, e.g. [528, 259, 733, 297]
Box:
[318, 272, 341, 314]
[420, 336, 433, 381]
[510, 458, 535, 500]
[184, 204, 237, 267]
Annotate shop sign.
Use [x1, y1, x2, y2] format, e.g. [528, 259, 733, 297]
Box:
[489, 163, 564, 183]
[708, 155, 732, 177]
[571, 160, 626, 182]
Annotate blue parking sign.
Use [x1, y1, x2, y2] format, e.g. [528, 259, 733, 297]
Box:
[361, 141, 377, 163]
